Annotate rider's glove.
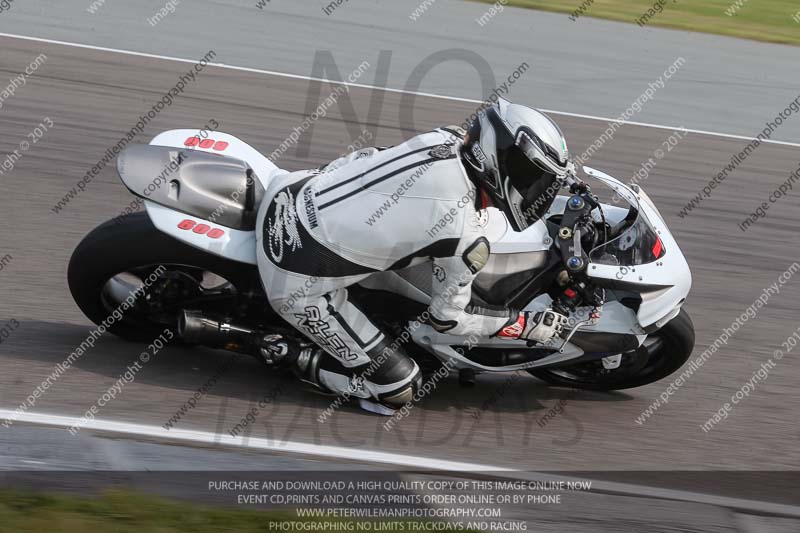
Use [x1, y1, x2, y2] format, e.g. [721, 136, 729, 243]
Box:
[496, 310, 568, 343]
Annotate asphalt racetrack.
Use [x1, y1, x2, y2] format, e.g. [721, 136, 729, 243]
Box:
[0, 9, 799, 531]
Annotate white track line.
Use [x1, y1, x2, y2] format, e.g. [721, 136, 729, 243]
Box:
[2, 31, 800, 149]
[4, 408, 800, 518]
[1, 409, 507, 472]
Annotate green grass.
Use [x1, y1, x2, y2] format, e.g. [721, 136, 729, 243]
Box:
[474, 0, 800, 46]
[0, 490, 472, 532]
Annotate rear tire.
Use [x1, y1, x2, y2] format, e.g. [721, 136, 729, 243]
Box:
[68, 212, 260, 341]
[529, 309, 695, 391]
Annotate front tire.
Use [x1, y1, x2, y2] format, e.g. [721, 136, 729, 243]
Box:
[68, 212, 260, 341]
[529, 309, 695, 391]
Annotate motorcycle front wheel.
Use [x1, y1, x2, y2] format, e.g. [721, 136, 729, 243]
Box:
[528, 309, 695, 391]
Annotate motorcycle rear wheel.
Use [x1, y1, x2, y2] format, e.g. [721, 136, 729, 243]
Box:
[529, 309, 695, 391]
[68, 212, 262, 342]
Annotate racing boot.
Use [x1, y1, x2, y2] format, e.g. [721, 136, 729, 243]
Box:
[289, 345, 423, 416]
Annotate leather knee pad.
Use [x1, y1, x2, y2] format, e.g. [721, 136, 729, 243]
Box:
[363, 337, 418, 386]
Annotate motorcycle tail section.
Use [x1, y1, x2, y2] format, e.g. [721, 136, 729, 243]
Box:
[115, 130, 285, 265]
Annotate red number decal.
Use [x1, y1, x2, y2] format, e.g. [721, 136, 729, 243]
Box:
[183, 137, 228, 151]
[178, 220, 225, 240]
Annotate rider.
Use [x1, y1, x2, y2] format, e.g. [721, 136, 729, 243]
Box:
[256, 98, 570, 414]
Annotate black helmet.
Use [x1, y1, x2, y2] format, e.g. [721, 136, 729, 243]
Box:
[461, 99, 569, 231]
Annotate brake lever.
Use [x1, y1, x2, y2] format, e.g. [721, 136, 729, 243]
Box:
[558, 317, 592, 353]
[556, 304, 603, 353]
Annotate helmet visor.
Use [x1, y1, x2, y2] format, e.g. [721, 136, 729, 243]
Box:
[501, 132, 564, 226]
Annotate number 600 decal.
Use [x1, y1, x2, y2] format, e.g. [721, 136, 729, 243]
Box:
[177, 219, 225, 239]
[184, 137, 229, 150]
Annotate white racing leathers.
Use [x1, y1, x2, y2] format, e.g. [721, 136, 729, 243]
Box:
[256, 129, 517, 407]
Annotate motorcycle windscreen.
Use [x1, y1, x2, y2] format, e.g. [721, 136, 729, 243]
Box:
[589, 212, 665, 266]
[580, 166, 665, 266]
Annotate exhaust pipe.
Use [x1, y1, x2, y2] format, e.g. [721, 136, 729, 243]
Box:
[178, 310, 263, 355]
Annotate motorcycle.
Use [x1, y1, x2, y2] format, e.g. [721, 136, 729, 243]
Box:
[68, 129, 694, 392]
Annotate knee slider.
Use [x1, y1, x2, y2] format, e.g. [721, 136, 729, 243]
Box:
[379, 370, 423, 408]
[380, 385, 415, 408]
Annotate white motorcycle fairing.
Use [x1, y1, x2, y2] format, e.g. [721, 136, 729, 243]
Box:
[582, 166, 692, 329]
[118, 131, 691, 374]
[135, 129, 285, 265]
